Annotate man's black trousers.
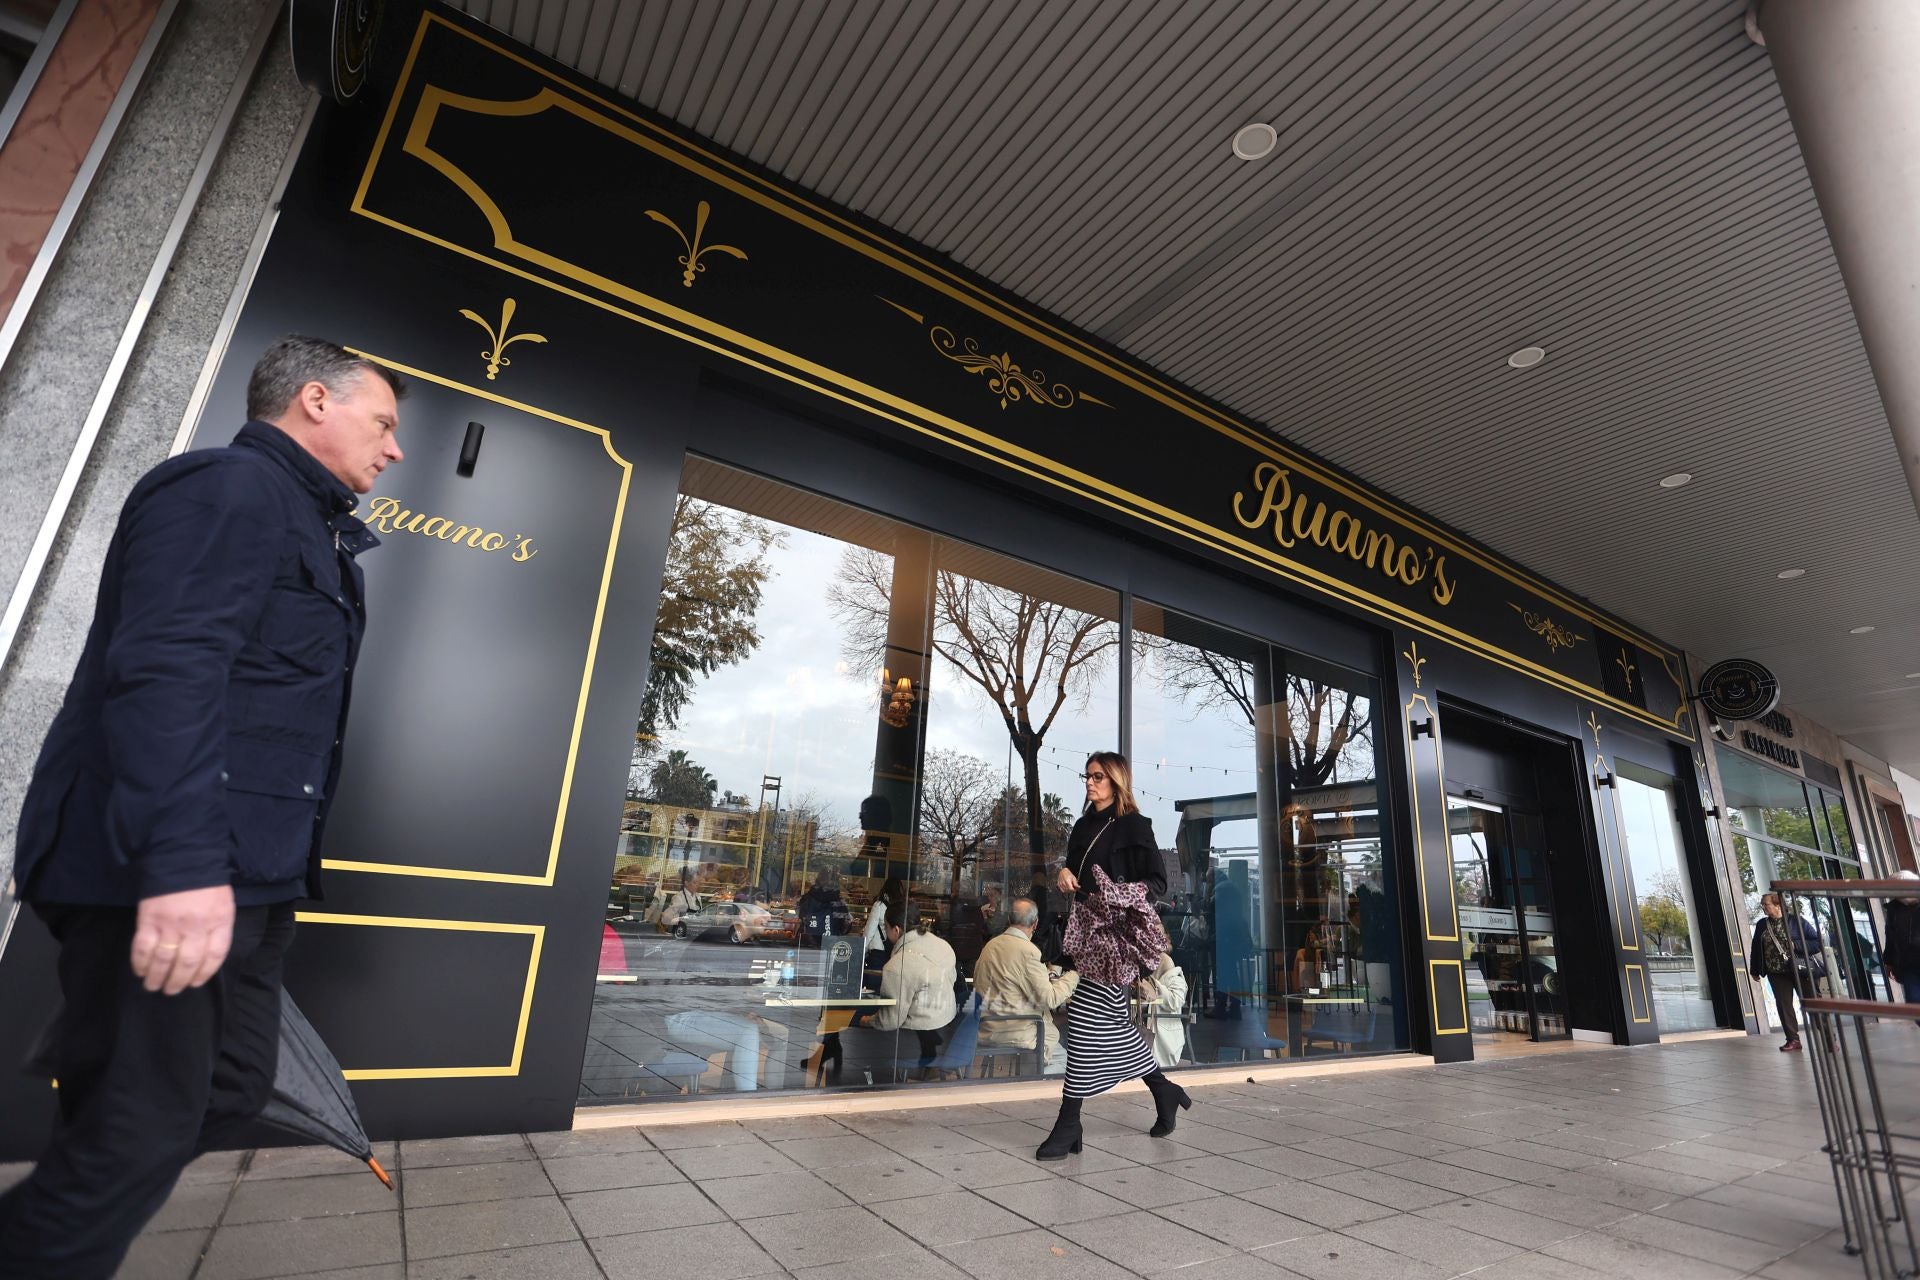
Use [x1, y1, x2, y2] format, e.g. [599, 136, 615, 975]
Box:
[0, 902, 295, 1279]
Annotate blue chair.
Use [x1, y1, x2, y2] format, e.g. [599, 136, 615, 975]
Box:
[1300, 1004, 1379, 1055]
[932, 994, 983, 1077]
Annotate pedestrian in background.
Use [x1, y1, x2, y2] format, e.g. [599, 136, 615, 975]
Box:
[1750, 890, 1824, 1053]
[1878, 869, 1920, 1004]
[0, 337, 403, 1278]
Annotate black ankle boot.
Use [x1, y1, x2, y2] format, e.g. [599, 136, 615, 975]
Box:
[1036, 1097, 1083, 1160]
[1144, 1071, 1191, 1137]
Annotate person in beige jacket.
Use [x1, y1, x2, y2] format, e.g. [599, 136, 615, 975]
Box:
[871, 909, 959, 1068]
[976, 898, 1079, 1073]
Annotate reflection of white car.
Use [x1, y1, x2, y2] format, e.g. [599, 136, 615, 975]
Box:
[672, 900, 774, 944]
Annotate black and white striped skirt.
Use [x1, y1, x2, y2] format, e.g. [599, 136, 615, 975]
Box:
[1063, 979, 1156, 1098]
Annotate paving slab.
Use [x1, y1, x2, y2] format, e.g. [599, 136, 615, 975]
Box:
[399, 1133, 535, 1169]
[737, 1203, 918, 1269]
[1056, 1210, 1240, 1271]
[402, 1195, 579, 1261]
[563, 1180, 727, 1236]
[868, 1189, 1034, 1245]
[405, 1240, 603, 1279]
[931, 1227, 1136, 1280]
[590, 1219, 784, 1279]
[196, 1212, 402, 1280]
[399, 1159, 555, 1207]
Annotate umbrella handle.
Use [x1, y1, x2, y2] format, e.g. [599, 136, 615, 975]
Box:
[367, 1156, 394, 1190]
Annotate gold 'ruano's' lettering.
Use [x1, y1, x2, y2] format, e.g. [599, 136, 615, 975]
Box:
[362, 496, 537, 563]
[1230, 464, 1455, 607]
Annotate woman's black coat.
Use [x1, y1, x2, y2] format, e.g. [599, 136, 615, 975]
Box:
[1063, 806, 1164, 901]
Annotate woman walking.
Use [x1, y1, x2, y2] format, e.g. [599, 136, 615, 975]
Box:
[1749, 891, 1825, 1052]
[1037, 751, 1191, 1160]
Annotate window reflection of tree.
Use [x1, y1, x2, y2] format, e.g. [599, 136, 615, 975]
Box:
[1133, 634, 1373, 786]
[830, 547, 1118, 899]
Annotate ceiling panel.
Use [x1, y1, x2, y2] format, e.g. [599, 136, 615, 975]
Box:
[449, 0, 1920, 773]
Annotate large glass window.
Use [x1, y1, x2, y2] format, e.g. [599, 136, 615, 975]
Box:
[1718, 745, 1881, 1007]
[585, 459, 1404, 1102]
[1132, 603, 1406, 1064]
[1616, 761, 1717, 1032]
[587, 460, 1121, 1100]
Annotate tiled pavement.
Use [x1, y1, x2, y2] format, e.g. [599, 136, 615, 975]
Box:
[0, 1034, 1871, 1280]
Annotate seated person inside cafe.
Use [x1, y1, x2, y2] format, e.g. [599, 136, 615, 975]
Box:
[871, 904, 957, 1068]
[975, 897, 1079, 1074]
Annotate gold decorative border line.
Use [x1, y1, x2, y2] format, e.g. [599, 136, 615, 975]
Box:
[1403, 691, 1460, 943]
[1429, 959, 1471, 1036]
[344, 13, 1694, 741]
[1624, 963, 1652, 1024]
[322, 352, 632, 886]
[294, 913, 545, 1078]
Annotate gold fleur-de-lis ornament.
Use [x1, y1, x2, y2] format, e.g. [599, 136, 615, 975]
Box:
[458, 297, 548, 380]
[1402, 640, 1427, 689]
[645, 200, 748, 288]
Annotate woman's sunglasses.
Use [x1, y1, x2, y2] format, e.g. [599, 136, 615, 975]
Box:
[1079, 771, 1109, 783]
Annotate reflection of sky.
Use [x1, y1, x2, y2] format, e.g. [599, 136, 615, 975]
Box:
[654, 515, 1369, 852]
[1133, 648, 1261, 862]
[657, 526, 1124, 832]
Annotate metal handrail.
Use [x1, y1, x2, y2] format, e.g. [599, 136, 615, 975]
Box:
[1775, 878, 1920, 1278]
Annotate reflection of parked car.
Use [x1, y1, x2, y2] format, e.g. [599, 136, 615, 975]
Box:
[670, 900, 798, 945]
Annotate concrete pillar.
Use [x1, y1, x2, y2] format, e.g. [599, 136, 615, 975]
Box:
[1757, 0, 1920, 514]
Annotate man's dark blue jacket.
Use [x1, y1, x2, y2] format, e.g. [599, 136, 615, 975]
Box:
[12, 422, 377, 907]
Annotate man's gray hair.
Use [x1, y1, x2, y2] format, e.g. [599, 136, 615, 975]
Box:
[246, 335, 406, 420]
[1010, 898, 1039, 928]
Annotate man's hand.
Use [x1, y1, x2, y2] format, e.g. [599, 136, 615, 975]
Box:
[1056, 866, 1079, 895]
[131, 885, 235, 995]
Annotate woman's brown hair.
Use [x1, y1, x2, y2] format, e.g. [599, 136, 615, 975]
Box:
[1085, 751, 1139, 816]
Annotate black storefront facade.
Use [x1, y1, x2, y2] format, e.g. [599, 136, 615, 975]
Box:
[0, 5, 1761, 1150]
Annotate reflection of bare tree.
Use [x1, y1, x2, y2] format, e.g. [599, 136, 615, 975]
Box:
[1286, 678, 1369, 788]
[1136, 634, 1258, 727]
[775, 789, 858, 891]
[916, 748, 1002, 900]
[1134, 634, 1371, 786]
[830, 548, 1118, 891]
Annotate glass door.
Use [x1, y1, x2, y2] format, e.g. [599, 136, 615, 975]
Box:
[1450, 798, 1565, 1044]
[1508, 810, 1567, 1039]
[1615, 760, 1718, 1032]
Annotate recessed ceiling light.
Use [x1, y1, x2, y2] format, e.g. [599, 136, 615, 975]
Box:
[1849, 625, 1876, 635]
[1657, 472, 1693, 489]
[1776, 568, 1806, 579]
[1507, 346, 1546, 369]
[1232, 123, 1278, 160]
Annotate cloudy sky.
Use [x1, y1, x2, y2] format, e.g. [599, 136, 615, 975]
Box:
[651, 509, 1374, 867]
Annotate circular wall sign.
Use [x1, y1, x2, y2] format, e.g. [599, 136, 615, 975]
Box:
[291, 0, 382, 104]
[1697, 658, 1781, 722]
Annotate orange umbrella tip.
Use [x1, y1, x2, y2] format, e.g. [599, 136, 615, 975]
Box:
[367, 1156, 394, 1190]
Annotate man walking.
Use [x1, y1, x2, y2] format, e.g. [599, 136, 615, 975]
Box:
[0, 338, 403, 1278]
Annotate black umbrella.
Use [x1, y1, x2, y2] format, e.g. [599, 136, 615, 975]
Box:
[264, 993, 393, 1189]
